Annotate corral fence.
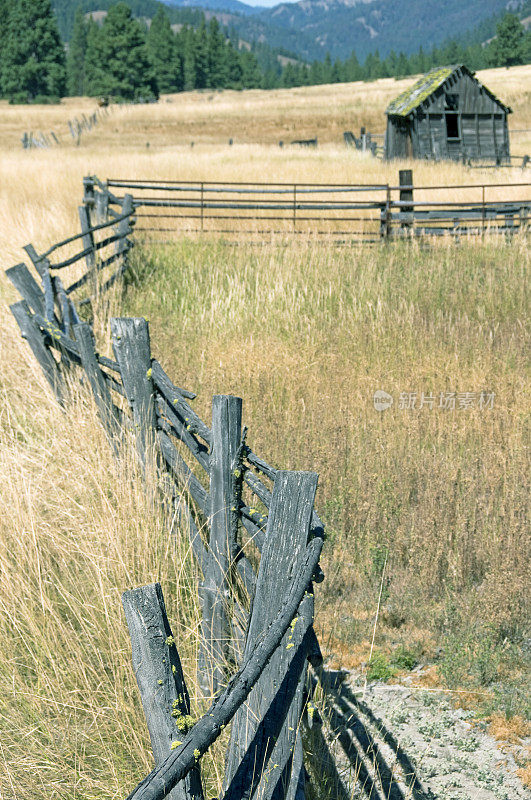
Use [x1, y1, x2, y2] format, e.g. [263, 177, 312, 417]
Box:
[83, 172, 530, 242]
[5, 187, 351, 800]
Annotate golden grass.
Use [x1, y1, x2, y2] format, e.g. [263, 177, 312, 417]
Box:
[1, 64, 530, 151]
[0, 68, 529, 796]
[122, 237, 529, 655]
[0, 325, 228, 797]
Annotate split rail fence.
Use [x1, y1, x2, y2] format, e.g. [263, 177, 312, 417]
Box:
[84, 172, 530, 241]
[8, 170, 529, 798]
[21, 105, 113, 149]
[7, 185, 336, 800]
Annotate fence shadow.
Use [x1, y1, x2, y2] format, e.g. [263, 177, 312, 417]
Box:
[312, 669, 430, 800]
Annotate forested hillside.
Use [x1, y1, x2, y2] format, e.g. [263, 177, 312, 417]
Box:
[1, 0, 530, 103]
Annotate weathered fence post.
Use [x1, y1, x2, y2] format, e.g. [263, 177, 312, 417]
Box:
[380, 185, 392, 240]
[111, 317, 156, 465]
[399, 169, 413, 232]
[116, 193, 134, 256]
[6, 263, 46, 316]
[198, 394, 243, 698]
[10, 300, 64, 404]
[23, 244, 55, 323]
[95, 189, 110, 223]
[122, 583, 204, 800]
[223, 470, 319, 800]
[78, 205, 97, 295]
[83, 176, 95, 216]
[74, 322, 121, 439]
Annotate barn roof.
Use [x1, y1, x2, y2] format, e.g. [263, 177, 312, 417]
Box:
[386, 65, 511, 117]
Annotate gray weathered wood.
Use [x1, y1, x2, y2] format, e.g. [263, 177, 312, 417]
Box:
[198, 395, 242, 698]
[150, 362, 207, 438]
[399, 169, 413, 229]
[52, 276, 71, 334]
[116, 194, 134, 255]
[79, 204, 97, 294]
[6, 263, 45, 315]
[23, 244, 55, 322]
[156, 396, 209, 472]
[111, 317, 156, 465]
[74, 323, 121, 438]
[10, 300, 64, 404]
[95, 189, 110, 223]
[157, 430, 209, 514]
[244, 469, 272, 507]
[122, 583, 204, 800]
[223, 471, 318, 800]
[124, 533, 323, 800]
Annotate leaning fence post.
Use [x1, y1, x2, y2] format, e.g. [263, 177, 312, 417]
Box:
[23, 244, 55, 323]
[74, 322, 120, 439]
[223, 470, 319, 800]
[399, 169, 413, 232]
[78, 205, 97, 295]
[6, 263, 46, 316]
[122, 583, 204, 800]
[198, 394, 243, 698]
[10, 300, 64, 404]
[110, 317, 156, 466]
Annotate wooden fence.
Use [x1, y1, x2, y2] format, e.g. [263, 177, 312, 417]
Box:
[21, 105, 113, 149]
[6, 190, 337, 800]
[84, 172, 530, 241]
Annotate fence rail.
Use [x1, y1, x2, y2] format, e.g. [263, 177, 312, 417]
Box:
[6, 182, 336, 800]
[82, 173, 530, 241]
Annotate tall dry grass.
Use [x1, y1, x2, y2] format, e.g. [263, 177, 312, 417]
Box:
[0, 68, 529, 796]
[1, 64, 530, 150]
[0, 324, 231, 798]
[121, 237, 529, 667]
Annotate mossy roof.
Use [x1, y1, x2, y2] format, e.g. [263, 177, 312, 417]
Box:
[385, 65, 511, 117]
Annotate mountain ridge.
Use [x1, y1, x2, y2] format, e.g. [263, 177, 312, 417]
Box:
[53, 0, 528, 63]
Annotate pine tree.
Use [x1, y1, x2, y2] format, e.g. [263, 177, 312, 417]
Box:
[344, 52, 361, 82]
[225, 42, 243, 88]
[147, 6, 177, 94]
[66, 7, 88, 96]
[180, 27, 197, 91]
[84, 3, 157, 101]
[207, 18, 228, 88]
[490, 13, 524, 67]
[240, 51, 261, 89]
[321, 53, 333, 84]
[2, 0, 66, 102]
[0, 0, 10, 96]
[194, 21, 209, 89]
[282, 63, 296, 88]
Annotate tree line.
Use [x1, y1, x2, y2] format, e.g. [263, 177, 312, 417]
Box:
[276, 13, 531, 90]
[0, 0, 529, 104]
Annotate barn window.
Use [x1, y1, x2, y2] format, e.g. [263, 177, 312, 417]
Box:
[445, 93, 458, 110]
[445, 113, 459, 139]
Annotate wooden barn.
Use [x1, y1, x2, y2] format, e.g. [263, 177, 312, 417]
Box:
[384, 65, 511, 163]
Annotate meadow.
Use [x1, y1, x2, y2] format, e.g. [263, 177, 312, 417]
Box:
[0, 66, 529, 797]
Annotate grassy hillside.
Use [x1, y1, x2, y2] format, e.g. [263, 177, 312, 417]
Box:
[0, 69, 529, 797]
[1, 65, 529, 151]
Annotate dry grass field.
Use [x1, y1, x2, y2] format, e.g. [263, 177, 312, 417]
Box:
[0, 66, 529, 798]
